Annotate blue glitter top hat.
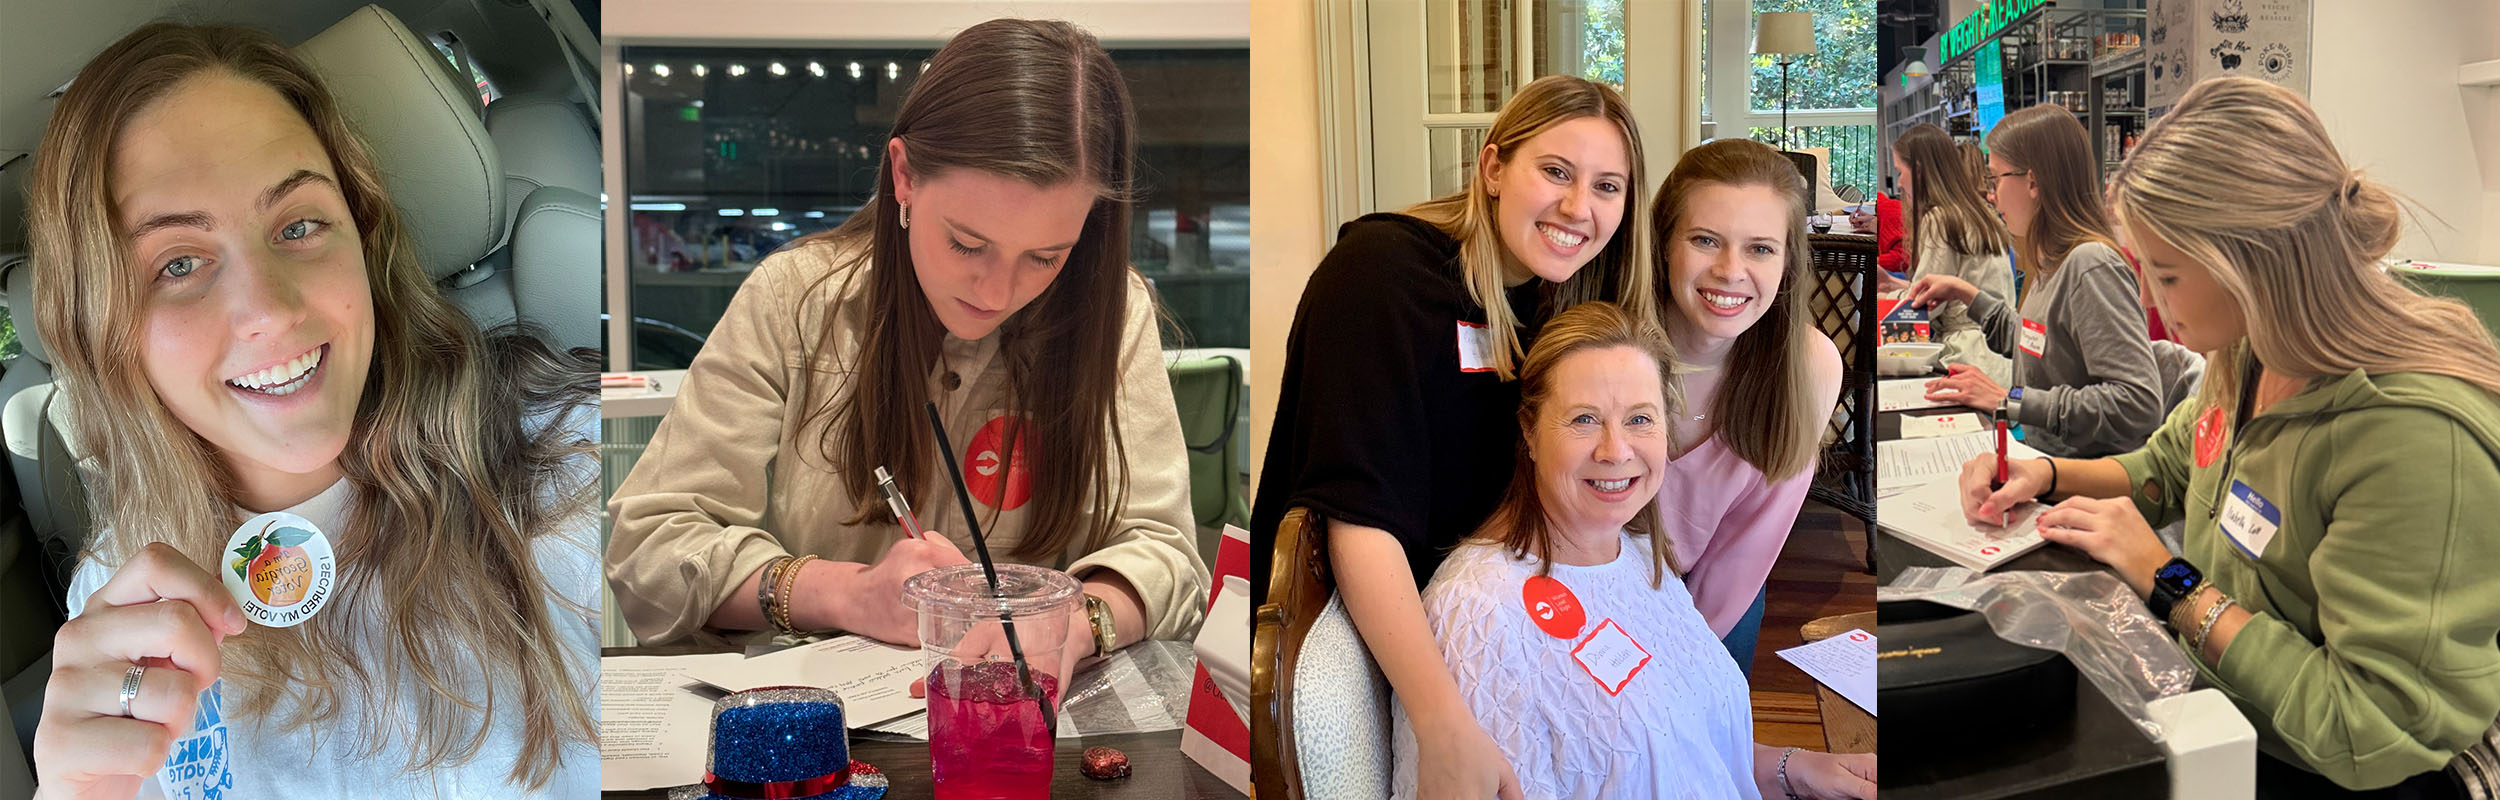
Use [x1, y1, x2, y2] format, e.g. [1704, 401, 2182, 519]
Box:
[668, 686, 887, 800]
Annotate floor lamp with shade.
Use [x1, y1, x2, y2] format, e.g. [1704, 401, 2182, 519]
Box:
[1754, 11, 1818, 150]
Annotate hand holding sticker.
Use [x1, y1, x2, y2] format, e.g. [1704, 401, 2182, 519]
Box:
[221, 512, 337, 628]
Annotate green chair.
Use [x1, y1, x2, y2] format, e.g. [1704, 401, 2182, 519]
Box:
[2391, 261, 2500, 348]
[1167, 355, 1249, 532]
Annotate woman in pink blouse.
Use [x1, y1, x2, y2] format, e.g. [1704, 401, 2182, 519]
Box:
[1647, 139, 1844, 671]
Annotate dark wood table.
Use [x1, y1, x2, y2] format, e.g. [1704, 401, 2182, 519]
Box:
[1875, 401, 2174, 798]
[602, 646, 1245, 800]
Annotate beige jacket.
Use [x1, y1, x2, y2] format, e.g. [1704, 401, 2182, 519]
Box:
[606, 243, 1207, 644]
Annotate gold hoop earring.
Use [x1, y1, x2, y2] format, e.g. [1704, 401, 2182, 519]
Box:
[899, 200, 911, 229]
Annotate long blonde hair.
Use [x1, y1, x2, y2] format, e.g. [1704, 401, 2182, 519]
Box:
[1651, 139, 1825, 481]
[1402, 75, 1655, 380]
[1989, 104, 2119, 289]
[1478, 301, 1679, 585]
[2109, 76, 2500, 410]
[27, 23, 597, 786]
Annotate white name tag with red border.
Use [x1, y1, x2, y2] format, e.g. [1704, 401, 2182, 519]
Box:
[1571, 618, 1652, 696]
[1456, 320, 1495, 373]
[2020, 318, 2048, 359]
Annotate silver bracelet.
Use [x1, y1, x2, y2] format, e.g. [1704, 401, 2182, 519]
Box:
[1778, 746, 1803, 799]
[2192, 594, 2238, 659]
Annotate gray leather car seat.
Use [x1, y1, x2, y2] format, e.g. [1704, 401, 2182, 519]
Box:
[296, 4, 598, 350]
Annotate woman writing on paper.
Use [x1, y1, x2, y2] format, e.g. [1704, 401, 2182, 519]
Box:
[1395, 301, 1873, 800]
[1644, 139, 1843, 670]
[606, 19, 1207, 680]
[1959, 77, 2500, 797]
[1889, 124, 2015, 383]
[1255, 75, 1655, 799]
[1906, 104, 2175, 458]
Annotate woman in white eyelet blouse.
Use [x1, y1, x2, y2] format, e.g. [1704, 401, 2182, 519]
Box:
[1388, 301, 1875, 800]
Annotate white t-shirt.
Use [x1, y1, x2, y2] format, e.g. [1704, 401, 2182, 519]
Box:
[64, 406, 601, 799]
[1391, 531, 1760, 800]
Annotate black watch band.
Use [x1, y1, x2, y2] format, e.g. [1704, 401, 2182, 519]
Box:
[2147, 557, 2203, 625]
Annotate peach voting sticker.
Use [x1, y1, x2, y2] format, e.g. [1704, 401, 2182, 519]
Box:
[1571, 618, 1651, 696]
[1522, 575, 1586, 640]
[222, 512, 337, 628]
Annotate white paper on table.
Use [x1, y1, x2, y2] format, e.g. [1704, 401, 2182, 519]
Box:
[1776, 629, 1878, 716]
[599, 653, 745, 791]
[1878, 378, 1958, 413]
[1898, 412, 1986, 439]
[686, 635, 926, 729]
[1877, 430, 2045, 496]
[867, 711, 929, 739]
[1877, 477, 2051, 571]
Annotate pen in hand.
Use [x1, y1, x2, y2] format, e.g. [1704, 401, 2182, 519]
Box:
[1992, 417, 2011, 527]
[875, 466, 926, 541]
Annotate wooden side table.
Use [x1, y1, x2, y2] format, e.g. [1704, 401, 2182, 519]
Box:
[1800, 611, 1877, 755]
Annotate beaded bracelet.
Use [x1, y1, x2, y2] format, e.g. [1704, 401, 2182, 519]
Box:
[1778, 746, 1803, 800]
[771, 554, 819, 635]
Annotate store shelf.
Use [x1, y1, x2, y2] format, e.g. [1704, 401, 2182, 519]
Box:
[2091, 48, 2145, 80]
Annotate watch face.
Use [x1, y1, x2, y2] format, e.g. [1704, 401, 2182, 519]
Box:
[2157, 561, 2198, 589]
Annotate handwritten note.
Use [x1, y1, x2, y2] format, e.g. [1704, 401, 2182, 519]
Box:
[1778, 629, 1877, 715]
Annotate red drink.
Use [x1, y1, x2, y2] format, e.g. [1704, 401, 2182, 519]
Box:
[928, 659, 1063, 799]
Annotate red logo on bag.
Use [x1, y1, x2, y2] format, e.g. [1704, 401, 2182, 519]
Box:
[965, 415, 1034, 510]
[1522, 576, 1585, 639]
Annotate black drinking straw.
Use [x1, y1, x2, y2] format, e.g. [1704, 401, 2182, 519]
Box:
[924, 402, 1056, 736]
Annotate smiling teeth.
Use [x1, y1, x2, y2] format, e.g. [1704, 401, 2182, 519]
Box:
[1590, 477, 1633, 492]
[228, 348, 321, 395]
[1540, 224, 1587, 248]
[1703, 292, 1747, 309]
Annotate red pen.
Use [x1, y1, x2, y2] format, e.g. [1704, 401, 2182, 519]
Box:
[1992, 418, 2011, 526]
[874, 466, 926, 541]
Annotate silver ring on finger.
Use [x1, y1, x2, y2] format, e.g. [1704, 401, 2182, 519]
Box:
[119, 663, 145, 718]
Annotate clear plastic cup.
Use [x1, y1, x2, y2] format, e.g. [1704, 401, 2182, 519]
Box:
[901, 563, 1080, 800]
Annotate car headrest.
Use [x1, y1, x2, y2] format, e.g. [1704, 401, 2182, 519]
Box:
[294, 5, 503, 281]
[3, 256, 48, 366]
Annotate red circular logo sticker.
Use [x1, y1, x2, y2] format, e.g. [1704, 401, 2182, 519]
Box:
[1980, 546, 2001, 556]
[964, 415, 1034, 511]
[1522, 576, 1586, 639]
[2194, 406, 2228, 468]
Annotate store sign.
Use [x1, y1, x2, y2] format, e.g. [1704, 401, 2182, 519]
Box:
[1942, 0, 2051, 60]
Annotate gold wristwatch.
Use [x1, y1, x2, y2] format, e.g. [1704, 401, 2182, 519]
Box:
[1085, 592, 1116, 659]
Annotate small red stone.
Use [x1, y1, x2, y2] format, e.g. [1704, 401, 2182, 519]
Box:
[1080, 746, 1130, 780]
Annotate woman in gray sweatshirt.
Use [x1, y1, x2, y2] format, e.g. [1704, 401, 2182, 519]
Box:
[1906, 104, 2188, 458]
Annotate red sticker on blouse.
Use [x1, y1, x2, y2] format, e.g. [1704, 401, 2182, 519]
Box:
[965, 415, 1034, 510]
[2193, 405, 2228, 468]
[1521, 575, 1586, 639]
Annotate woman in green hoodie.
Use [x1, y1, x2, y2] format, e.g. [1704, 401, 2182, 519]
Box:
[1956, 77, 2500, 798]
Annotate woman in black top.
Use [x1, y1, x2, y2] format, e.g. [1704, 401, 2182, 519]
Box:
[1254, 75, 1656, 799]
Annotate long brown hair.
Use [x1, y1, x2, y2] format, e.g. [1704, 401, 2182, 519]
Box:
[1651, 139, 1824, 481]
[791, 18, 1138, 559]
[1988, 104, 2118, 286]
[1477, 301, 1678, 586]
[2109, 76, 2500, 409]
[1402, 75, 1655, 379]
[1897, 124, 2012, 264]
[27, 23, 596, 786]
